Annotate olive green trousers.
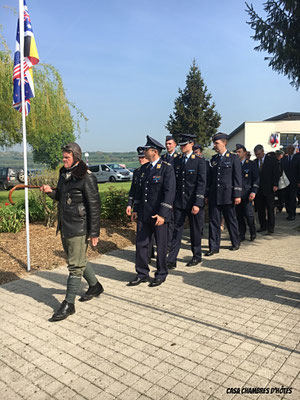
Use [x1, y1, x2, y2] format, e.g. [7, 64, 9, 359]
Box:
[61, 235, 98, 304]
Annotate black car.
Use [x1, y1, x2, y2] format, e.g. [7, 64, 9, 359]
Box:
[0, 167, 25, 190]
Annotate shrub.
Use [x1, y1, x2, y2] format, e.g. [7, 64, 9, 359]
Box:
[101, 187, 129, 226]
[0, 203, 25, 233]
[28, 170, 58, 226]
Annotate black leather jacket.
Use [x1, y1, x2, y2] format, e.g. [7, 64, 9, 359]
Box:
[49, 161, 100, 238]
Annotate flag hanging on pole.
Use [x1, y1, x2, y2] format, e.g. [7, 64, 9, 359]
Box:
[13, 0, 39, 116]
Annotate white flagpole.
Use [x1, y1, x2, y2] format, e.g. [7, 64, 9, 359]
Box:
[19, 0, 31, 272]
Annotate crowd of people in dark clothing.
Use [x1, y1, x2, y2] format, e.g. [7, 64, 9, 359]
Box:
[38, 137, 300, 321]
[126, 133, 300, 288]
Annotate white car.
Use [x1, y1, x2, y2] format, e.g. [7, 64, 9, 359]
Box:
[89, 164, 131, 183]
[106, 164, 131, 181]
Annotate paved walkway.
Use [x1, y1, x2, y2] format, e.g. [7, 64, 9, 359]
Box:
[1, 210, 300, 400]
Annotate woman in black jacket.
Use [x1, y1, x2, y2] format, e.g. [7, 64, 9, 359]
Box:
[41, 143, 103, 321]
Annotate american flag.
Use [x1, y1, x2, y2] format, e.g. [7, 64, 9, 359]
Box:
[13, 0, 39, 116]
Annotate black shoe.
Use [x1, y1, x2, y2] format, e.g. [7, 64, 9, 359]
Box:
[239, 237, 245, 242]
[186, 258, 202, 267]
[265, 230, 274, 235]
[52, 300, 75, 321]
[79, 282, 104, 302]
[128, 276, 150, 286]
[250, 234, 256, 241]
[167, 262, 177, 270]
[229, 245, 240, 251]
[204, 250, 219, 257]
[149, 278, 164, 287]
[257, 228, 266, 233]
[287, 216, 295, 221]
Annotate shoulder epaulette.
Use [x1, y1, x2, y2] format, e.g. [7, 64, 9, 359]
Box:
[162, 161, 171, 166]
[87, 169, 92, 174]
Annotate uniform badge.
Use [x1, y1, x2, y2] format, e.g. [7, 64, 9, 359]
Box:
[153, 176, 161, 182]
[174, 154, 177, 158]
[245, 174, 248, 178]
[246, 160, 249, 163]
[156, 164, 161, 169]
[191, 154, 195, 159]
[67, 197, 72, 205]
[226, 153, 230, 157]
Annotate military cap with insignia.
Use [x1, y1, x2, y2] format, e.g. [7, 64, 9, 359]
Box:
[166, 135, 176, 142]
[178, 133, 197, 146]
[235, 143, 246, 152]
[212, 132, 228, 142]
[136, 146, 145, 157]
[142, 135, 165, 151]
[193, 143, 203, 152]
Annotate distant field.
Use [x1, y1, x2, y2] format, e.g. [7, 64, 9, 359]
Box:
[0, 181, 131, 206]
[0, 150, 140, 169]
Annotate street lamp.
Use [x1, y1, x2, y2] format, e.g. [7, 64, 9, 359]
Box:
[84, 152, 89, 166]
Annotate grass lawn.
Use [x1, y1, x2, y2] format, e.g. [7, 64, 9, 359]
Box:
[0, 181, 131, 206]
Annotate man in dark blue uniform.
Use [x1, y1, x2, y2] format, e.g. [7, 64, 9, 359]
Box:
[281, 145, 300, 221]
[161, 135, 179, 248]
[161, 135, 179, 165]
[193, 143, 203, 157]
[126, 147, 155, 261]
[126, 147, 149, 216]
[235, 144, 260, 241]
[167, 134, 206, 268]
[205, 133, 242, 256]
[129, 136, 176, 287]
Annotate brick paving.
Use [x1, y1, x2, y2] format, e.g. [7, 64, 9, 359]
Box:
[0, 210, 299, 400]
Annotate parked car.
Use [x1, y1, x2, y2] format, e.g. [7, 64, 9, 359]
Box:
[0, 167, 25, 190]
[88, 164, 122, 183]
[128, 168, 135, 181]
[105, 164, 131, 181]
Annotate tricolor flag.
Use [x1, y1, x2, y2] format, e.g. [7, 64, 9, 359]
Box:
[13, 0, 39, 116]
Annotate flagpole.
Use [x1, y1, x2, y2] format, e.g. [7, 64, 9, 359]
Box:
[19, 0, 31, 272]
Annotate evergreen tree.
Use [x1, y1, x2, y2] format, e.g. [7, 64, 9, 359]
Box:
[246, 1, 300, 89]
[166, 60, 221, 146]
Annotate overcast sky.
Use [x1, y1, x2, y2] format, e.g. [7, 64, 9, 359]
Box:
[1, 0, 299, 153]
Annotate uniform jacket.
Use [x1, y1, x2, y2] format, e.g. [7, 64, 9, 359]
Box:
[127, 163, 149, 207]
[206, 151, 242, 205]
[49, 161, 101, 238]
[281, 154, 300, 186]
[254, 152, 281, 196]
[240, 159, 260, 198]
[173, 153, 206, 209]
[133, 159, 176, 223]
[161, 152, 180, 166]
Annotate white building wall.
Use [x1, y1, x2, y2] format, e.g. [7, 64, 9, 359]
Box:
[227, 127, 245, 152]
[228, 120, 300, 157]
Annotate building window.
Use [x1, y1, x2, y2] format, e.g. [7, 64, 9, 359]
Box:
[280, 133, 300, 151]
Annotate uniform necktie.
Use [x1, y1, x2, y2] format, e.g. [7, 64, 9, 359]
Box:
[166, 154, 170, 162]
[288, 155, 291, 162]
[183, 156, 187, 164]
